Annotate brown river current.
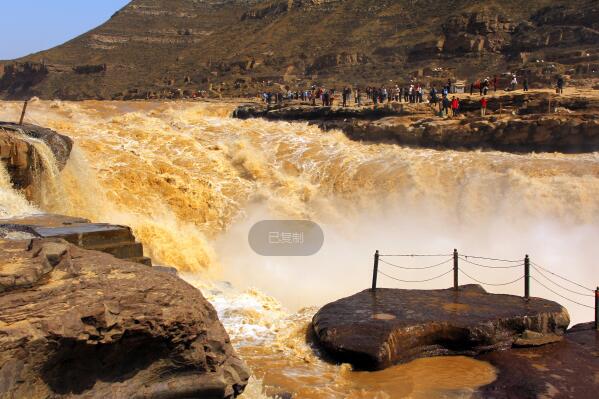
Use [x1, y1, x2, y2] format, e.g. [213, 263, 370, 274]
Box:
[1, 100, 598, 398]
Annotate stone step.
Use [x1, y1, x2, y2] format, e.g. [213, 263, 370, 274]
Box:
[86, 241, 144, 260]
[0, 214, 153, 267]
[33, 224, 135, 247]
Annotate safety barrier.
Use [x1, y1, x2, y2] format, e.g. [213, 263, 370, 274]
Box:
[371, 249, 599, 330]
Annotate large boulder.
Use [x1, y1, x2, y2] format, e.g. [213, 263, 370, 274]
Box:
[312, 285, 569, 370]
[0, 238, 249, 398]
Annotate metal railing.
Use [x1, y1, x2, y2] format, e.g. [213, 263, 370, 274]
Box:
[371, 249, 599, 330]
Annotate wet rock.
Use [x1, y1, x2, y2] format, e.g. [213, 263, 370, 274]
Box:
[233, 103, 400, 121]
[476, 322, 599, 399]
[0, 238, 249, 398]
[0, 122, 73, 199]
[0, 122, 72, 170]
[312, 285, 569, 370]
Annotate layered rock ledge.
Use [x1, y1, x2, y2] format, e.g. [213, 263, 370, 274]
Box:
[0, 238, 249, 398]
[233, 92, 599, 153]
[336, 113, 599, 153]
[312, 285, 569, 370]
[0, 213, 152, 266]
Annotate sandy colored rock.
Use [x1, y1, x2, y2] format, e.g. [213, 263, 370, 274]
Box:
[0, 238, 249, 398]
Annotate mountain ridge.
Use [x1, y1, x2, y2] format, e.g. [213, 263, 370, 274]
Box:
[1, 0, 597, 99]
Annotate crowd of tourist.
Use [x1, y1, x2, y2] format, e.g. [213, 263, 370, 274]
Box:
[260, 75, 566, 117]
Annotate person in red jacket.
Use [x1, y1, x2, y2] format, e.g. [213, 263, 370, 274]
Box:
[481, 96, 488, 116]
[451, 96, 459, 117]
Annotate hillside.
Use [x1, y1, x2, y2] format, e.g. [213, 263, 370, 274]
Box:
[1, 0, 598, 99]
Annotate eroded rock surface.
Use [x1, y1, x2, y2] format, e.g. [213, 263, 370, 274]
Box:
[342, 113, 599, 153]
[476, 322, 599, 399]
[0, 238, 249, 398]
[312, 285, 569, 370]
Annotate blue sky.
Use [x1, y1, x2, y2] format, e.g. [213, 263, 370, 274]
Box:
[0, 1, 131, 60]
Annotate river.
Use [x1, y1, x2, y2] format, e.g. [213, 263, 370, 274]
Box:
[1, 100, 598, 398]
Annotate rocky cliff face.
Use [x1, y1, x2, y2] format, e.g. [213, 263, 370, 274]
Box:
[0, 238, 249, 398]
[0, 122, 73, 199]
[1, 0, 597, 99]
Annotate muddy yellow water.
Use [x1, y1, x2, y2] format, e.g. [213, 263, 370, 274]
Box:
[1, 99, 598, 398]
[231, 307, 496, 398]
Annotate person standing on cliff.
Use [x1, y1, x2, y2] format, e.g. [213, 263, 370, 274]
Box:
[342, 87, 348, 107]
[442, 95, 450, 116]
[451, 96, 459, 117]
[493, 75, 498, 92]
[557, 76, 564, 94]
[430, 86, 438, 104]
[523, 77, 529, 92]
[481, 96, 488, 117]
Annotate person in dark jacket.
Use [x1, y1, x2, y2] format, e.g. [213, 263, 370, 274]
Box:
[557, 76, 564, 94]
[430, 87, 438, 104]
[342, 87, 348, 107]
[442, 96, 451, 116]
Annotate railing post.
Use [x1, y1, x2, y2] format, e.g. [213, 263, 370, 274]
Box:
[371, 250, 379, 291]
[453, 249, 459, 291]
[595, 287, 599, 331]
[524, 255, 530, 299]
[18, 100, 28, 125]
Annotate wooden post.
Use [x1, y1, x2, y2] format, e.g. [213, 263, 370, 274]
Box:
[595, 287, 599, 331]
[524, 255, 530, 299]
[18, 100, 28, 125]
[453, 249, 459, 291]
[371, 250, 379, 291]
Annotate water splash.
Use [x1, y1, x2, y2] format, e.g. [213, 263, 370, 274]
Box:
[0, 161, 39, 218]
